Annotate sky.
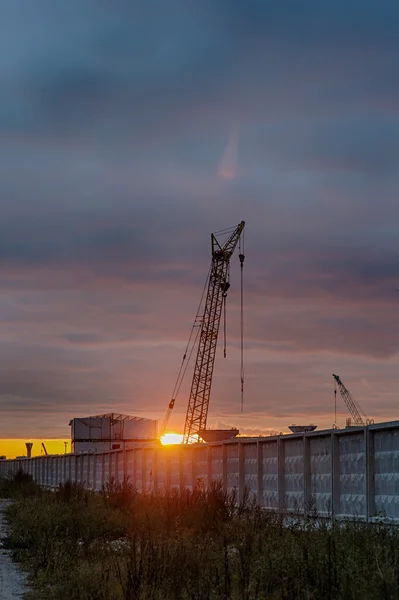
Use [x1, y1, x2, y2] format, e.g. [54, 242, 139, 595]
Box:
[0, 0, 399, 448]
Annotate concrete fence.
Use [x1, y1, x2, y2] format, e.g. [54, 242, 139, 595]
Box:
[1, 420, 398, 522]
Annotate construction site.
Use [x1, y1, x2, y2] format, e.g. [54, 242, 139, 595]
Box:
[1, 221, 398, 523]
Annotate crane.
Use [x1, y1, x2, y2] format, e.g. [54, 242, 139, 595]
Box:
[161, 221, 245, 443]
[183, 222, 245, 443]
[332, 374, 373, 427]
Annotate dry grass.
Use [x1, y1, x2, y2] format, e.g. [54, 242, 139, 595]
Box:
[2, 472, 399, 599]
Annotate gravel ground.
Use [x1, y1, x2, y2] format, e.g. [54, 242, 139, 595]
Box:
[0, 500, 29, 599]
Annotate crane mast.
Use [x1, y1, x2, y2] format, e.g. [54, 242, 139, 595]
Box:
[182, 221, 245, 443]
[333, 374, 368, 427]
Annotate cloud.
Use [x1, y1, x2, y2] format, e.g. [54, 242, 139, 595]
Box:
[2, 0, 399, 140]
[242, 115, 399, 178]
[0, 1, 398, 438]
[219, 129, 239, 180]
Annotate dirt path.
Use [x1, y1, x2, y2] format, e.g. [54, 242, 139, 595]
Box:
[0, 500, 29, 599]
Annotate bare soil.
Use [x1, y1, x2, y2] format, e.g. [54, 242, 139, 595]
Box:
[0, 500, 28, 599]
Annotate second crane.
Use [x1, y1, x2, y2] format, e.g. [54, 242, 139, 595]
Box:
[333, 374, 373, 427]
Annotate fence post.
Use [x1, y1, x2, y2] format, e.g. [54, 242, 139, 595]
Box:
[207, 446, 212, 490]
[365, 427, 375, 521]
[86, 454, 91, 488]
[92, 454, 97, 490]
[109, 452, 113, 483]
[238, 442, 245, 504]
[257, 441, 263, 506]
[303, 435, 311, 514]
[132, 449, 137, 489]
[141, 448, 147, 494]
[179, 446, 184, 493]
[222, 444, 227, 493]
[331, 431, 340, 519]
[277, 436, 286, 511]
[123, 449, 127, 483]
[191, 448, 197, 491]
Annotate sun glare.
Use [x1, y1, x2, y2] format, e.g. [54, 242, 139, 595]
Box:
[160, 433, 183, 445]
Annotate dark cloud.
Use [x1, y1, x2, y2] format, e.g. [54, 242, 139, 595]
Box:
[63, 333, 101, 345]
[2, 0, 399, 138]
[246, 306, 399, 359]
[244, 116, 399, 177]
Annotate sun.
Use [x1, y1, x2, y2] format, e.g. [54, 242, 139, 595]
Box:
[160, 433, 183, 445]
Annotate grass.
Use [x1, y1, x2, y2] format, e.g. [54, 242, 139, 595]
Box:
[1, 471, 399, 599]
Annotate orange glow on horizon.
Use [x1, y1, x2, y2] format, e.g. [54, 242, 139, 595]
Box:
[160, 433, 183, 445]
[0, 439, 70, 460]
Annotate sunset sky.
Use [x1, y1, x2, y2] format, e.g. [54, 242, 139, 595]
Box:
[1, 1, 399, 452]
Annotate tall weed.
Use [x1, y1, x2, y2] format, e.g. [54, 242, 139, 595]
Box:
[1, 475, 399, 599]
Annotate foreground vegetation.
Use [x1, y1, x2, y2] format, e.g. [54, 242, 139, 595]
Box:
[1, 472, 399, 599]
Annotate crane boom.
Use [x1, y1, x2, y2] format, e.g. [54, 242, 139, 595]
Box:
[332, 374, 368, 427]
[183, 221, 245, 443]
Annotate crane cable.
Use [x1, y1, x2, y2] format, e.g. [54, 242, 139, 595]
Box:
[239, 231, 245, 413]
[168, 263, 212, 411]
[223, 288, 227, 358]
[223, 263, 230, 359]
[216, 224, 241, 360]
[334, 378, 337, 427]
[173, 326, 201, 400]
[161, 323, 201, 436]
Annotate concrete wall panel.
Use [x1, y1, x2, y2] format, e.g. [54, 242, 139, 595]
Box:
[339, 432, 366, 517]
[261, 440, 278, 509]
[194, 447, 208, 490]
[310, 436, 332, 515]
[169, 448, 181, 490]
[226, 444, 239, 494]
[211, 445, 223, 482]
[182, 451, 193, 491]
[374, 429, 399, 520]
[284, 438, 304, 511]
[134, 449, 143, 492]
[243, 442, 258, 496]
[126, 450, 135, 487]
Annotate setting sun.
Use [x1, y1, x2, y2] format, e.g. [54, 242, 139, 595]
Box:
[160, 433, 183, 445]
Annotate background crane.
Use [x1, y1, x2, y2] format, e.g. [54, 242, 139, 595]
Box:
[332, 374, 373, 427]
[41, 442, 48, 456]
[161, 221, 245, 442]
